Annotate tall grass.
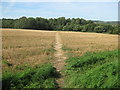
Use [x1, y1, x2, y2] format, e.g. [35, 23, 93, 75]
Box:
[64, 50, 119, 88]
[2, 64, 58, 89]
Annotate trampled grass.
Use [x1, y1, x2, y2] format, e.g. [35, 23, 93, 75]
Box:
[64, 50, 119, 88]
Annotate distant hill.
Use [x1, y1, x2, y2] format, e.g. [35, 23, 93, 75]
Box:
[93, 20, 118, 25]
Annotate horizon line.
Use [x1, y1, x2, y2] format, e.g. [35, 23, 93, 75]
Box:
[0, 16, 118, 22]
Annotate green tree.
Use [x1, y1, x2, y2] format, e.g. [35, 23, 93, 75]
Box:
[94, 26, 104, 33]
[2, 18, 15, 28]
[2, 16, 118, 34]
[27, 17, 36, 29]
[14, 17, 28, 29]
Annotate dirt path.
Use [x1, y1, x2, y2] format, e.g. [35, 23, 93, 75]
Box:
[54, 32, 67, 88]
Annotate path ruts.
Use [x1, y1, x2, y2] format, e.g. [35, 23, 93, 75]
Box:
[54, 32, 67, 88]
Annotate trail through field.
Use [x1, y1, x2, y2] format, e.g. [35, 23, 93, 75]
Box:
[54, 32, 67, 88]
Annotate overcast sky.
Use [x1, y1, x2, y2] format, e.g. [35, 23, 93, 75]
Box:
[1, 1, 119, 21]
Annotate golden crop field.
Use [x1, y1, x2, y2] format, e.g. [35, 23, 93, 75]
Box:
[2, 29, 118, 72]
[2, 29, 56, 72]
[60, 32, 118, 57]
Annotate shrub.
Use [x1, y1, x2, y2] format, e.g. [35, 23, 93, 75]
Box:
[2, 63, 57, 89]
[64, 50, 119, 88]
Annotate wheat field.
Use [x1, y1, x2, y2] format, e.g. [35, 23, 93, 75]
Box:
[60, 32, 118, 57]
[2, 29, 56, 72]
[2, 29, 118, 73]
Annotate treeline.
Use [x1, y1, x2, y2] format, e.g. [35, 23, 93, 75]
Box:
[1, 16, 119, 34]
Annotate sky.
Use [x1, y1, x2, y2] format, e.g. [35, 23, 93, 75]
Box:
[1, 1, 119, 21]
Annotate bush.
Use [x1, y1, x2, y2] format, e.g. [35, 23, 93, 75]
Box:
[2, 63, 57, 89]
[64, 50, 119, 88]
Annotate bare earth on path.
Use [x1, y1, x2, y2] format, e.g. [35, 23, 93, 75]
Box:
[54, 32, 67, 88]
